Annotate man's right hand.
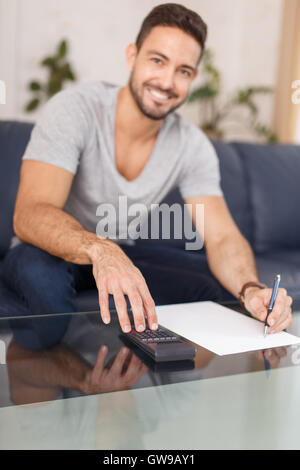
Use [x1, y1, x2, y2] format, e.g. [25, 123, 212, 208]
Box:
[13, 160, 157, 333]
[88, 241, 158, 332]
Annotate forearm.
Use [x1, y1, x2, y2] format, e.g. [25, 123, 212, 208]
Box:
[7, 341, 91, 392]
[14, 202, 118, 264]
[206, 233, 259, 298]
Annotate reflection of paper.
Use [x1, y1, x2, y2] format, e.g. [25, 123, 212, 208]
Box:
[157, 301, 300, 356]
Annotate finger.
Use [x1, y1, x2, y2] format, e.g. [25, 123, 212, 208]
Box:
[123, 353, 144, 379]
[252, 288, 285, 322]
[125, 364, 148, 386]
[110, 284, 132, 333]
[255, 350, 264, 361]
[274, 347, 288, 358]
[247, 292, 268, 321]
[268, 306, 292, 334]
[126, 287, 146, 332]
[267, 289, 289, 328]
[269, 310, 292, 334]
[121, 349, 133, 373]
[131, 364, 148, 383]
[123, 355, 148, 383]
[92, 345, 108, 381]
[97, 281, 111, 325]
[137, 278, 158, 330]
[110, 346, 130, 375]
[264, 349, 280, 368]
[268, 292, 291, 330]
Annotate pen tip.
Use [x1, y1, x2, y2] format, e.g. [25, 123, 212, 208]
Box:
[264, 326, 268, 337]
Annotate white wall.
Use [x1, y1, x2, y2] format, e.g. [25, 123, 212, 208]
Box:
[0, 0, 283, 141]
[0, 0, 18, 117]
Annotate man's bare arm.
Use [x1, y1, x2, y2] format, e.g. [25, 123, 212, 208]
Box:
[185, 195, 258, 297]
[13, 160, 158, 332]
[13, 160, 108, 264]
[185, 195, 292, 333]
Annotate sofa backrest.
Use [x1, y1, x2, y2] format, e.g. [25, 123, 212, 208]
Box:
[161, 140, 300, 254]
[0, 121, 33, 257]
[232, 142, 300, 253]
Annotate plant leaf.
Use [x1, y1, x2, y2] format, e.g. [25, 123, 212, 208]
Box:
[57, 40, 67, 59]
[188, 84, 218, 102]
[41, 56, 56, 68]
[47, 72, 63, 96]
[25, 98, 40, 112]
[29, 81, 41, 91]
[254, 122, 278, 142]
[66, 69, 76, 81]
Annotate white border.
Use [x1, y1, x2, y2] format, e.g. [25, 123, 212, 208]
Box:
[0, 0, 18, 118]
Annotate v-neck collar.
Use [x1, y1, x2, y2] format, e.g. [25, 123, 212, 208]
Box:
[109, 85, 171, 195]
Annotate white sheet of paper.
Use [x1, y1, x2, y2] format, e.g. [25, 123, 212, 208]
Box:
[157, 301, 300, 356]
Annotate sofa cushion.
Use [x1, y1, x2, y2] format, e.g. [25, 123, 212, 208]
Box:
[255, 250, 300, 300]
[0, 121, 33, 258]
[232, 142, 300, 253]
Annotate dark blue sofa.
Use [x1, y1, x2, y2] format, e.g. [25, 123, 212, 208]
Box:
[1, 119, 300, 317]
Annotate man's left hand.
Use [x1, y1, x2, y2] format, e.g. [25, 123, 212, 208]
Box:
[244, 287, 293, 334]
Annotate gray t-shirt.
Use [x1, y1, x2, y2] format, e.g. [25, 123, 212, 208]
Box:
[18, 80, 223, 243]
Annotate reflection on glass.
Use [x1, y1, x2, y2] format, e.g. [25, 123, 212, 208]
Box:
[7, 339, 148, 405]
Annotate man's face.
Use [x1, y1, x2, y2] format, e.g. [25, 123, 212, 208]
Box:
[127, 26, 200, 120]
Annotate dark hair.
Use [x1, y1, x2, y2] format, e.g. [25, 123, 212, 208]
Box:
[135, 3, 207, 64]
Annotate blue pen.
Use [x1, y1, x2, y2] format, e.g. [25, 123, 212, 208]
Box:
[262, 350, 271, 379]
[264, 274, 281, 337]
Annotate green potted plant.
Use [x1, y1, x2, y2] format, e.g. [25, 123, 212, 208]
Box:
[25, 39, 77, 112]
[187, 49, 277, 142]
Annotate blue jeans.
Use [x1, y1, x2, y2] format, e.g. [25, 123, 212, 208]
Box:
[3, 241, 222, 349]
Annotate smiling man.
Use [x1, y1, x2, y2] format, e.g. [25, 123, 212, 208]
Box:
[4, 3, 292, 339]
[127, 29, 199, 120]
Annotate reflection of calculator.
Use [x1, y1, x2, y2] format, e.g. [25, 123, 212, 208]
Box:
[120, 325, 196, 362]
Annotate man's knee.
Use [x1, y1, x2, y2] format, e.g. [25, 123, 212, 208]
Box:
[3, 243, 76, 314]
[4, 243, 71, 289]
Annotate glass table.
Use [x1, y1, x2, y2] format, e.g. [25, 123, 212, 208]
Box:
[1, 302, 300, 450]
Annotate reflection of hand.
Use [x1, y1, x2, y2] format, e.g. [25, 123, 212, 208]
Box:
[81, 345, 148, 395]
[255, 347, 287, 369]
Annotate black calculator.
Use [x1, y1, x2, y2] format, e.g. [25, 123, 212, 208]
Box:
[120, 325, 196, 362]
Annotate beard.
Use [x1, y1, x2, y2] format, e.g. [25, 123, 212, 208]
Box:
[128, 70, 187, 121]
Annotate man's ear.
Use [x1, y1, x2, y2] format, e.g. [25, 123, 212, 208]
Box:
[125, 43, 138, 72]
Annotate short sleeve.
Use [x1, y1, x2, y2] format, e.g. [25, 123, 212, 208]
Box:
[23, 88, 89, 174]
[178, 126, 223, 199]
